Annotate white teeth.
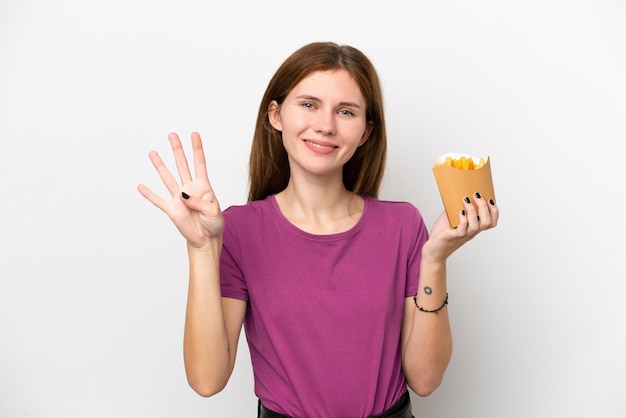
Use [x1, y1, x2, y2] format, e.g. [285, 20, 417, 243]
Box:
[307, 141, 334, 149]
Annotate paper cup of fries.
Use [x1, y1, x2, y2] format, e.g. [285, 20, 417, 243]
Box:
[432, 153, 495, 228]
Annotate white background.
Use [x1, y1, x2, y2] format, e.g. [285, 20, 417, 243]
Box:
[1, 0, 625, 417]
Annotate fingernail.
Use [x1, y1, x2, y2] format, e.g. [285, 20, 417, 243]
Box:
[461, 209, 466, 216]
[474, 192, 482, 199]
[477, 216, 480, 221]
[489, 199, 495, 205]
[464, 197, 471, 204]
[181, 192, 190, 200]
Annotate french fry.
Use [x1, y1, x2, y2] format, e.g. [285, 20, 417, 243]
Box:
[436, 156, 486, 170]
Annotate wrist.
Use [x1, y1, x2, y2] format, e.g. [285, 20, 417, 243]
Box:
[420, 240, 449, 265]
[413, 292, 448, 314]
[187, 238, 222, 255]
[419, 256, 446, 278]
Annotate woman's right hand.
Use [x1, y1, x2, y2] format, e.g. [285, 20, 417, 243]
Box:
[137, 132, 224, 249]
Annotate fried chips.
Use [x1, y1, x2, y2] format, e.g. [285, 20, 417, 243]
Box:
[435, 155, 486, 170]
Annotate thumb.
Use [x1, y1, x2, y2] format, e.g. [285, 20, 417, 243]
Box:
[179, 190, 220, 213]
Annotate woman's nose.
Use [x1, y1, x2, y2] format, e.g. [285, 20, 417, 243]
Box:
[313, 111, 336, 135]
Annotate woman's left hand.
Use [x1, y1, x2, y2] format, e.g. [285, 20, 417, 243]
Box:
[423, 192, 499, 263]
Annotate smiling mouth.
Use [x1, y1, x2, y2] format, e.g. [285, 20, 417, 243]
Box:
[304, 140, 338, 149]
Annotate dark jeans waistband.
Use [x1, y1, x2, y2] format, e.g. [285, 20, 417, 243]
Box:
[257, 390, 413, 418]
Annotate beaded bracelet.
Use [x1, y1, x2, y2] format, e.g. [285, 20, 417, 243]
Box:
[413, 293, 448, 314]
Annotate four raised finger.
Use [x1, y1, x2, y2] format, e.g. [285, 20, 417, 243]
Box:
[149, 149, 182, 197]
[169, 132, 193, 185]
[137, 183, 168, 212]
[190, 132, 211, 184]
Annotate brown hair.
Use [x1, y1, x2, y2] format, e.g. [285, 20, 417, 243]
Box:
[247, 42, 387, 202]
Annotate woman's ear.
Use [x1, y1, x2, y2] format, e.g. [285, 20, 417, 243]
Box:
[267, 100, 282, 131]
[359, 121, 373, 146]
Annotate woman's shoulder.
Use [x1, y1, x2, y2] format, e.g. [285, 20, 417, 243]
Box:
[223, 195, 276, 222]
[365, 196, 423, 218]
[364, 197, 429, 240]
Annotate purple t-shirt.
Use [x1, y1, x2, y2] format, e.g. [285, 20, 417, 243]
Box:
[220, 195, 428, 417]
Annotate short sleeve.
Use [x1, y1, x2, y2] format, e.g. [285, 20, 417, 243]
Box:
[405, 208, 429, 297]
[219, 209, 249, 301]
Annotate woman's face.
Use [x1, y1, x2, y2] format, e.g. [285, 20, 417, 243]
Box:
[268, 69, 372, 181]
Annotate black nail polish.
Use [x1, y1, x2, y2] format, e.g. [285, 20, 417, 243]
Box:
[477, 216, 480, 221]
[464, 197, 471, 204]
[461, 210, 466, 216]
[474, 192, 482, 199]
[181, 192, 190, 200]
[489, 199, 495, 205]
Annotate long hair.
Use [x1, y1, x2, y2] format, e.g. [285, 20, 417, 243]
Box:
[247, 42, 387, 202]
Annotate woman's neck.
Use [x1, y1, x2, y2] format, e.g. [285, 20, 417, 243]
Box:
[275, 180, 364, 235]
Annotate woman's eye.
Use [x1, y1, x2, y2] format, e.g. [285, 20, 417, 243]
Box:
[302, 102, 314, 109]
[340, 109, 354, 117]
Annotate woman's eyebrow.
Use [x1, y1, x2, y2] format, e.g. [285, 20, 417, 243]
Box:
[295, 94, 363, 109]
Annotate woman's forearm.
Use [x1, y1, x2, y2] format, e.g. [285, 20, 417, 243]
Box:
[402, 259, 453, 396]
[183, 239, 232, 397]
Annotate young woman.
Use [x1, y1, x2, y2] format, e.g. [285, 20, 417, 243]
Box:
[137, 41, 499, 418]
